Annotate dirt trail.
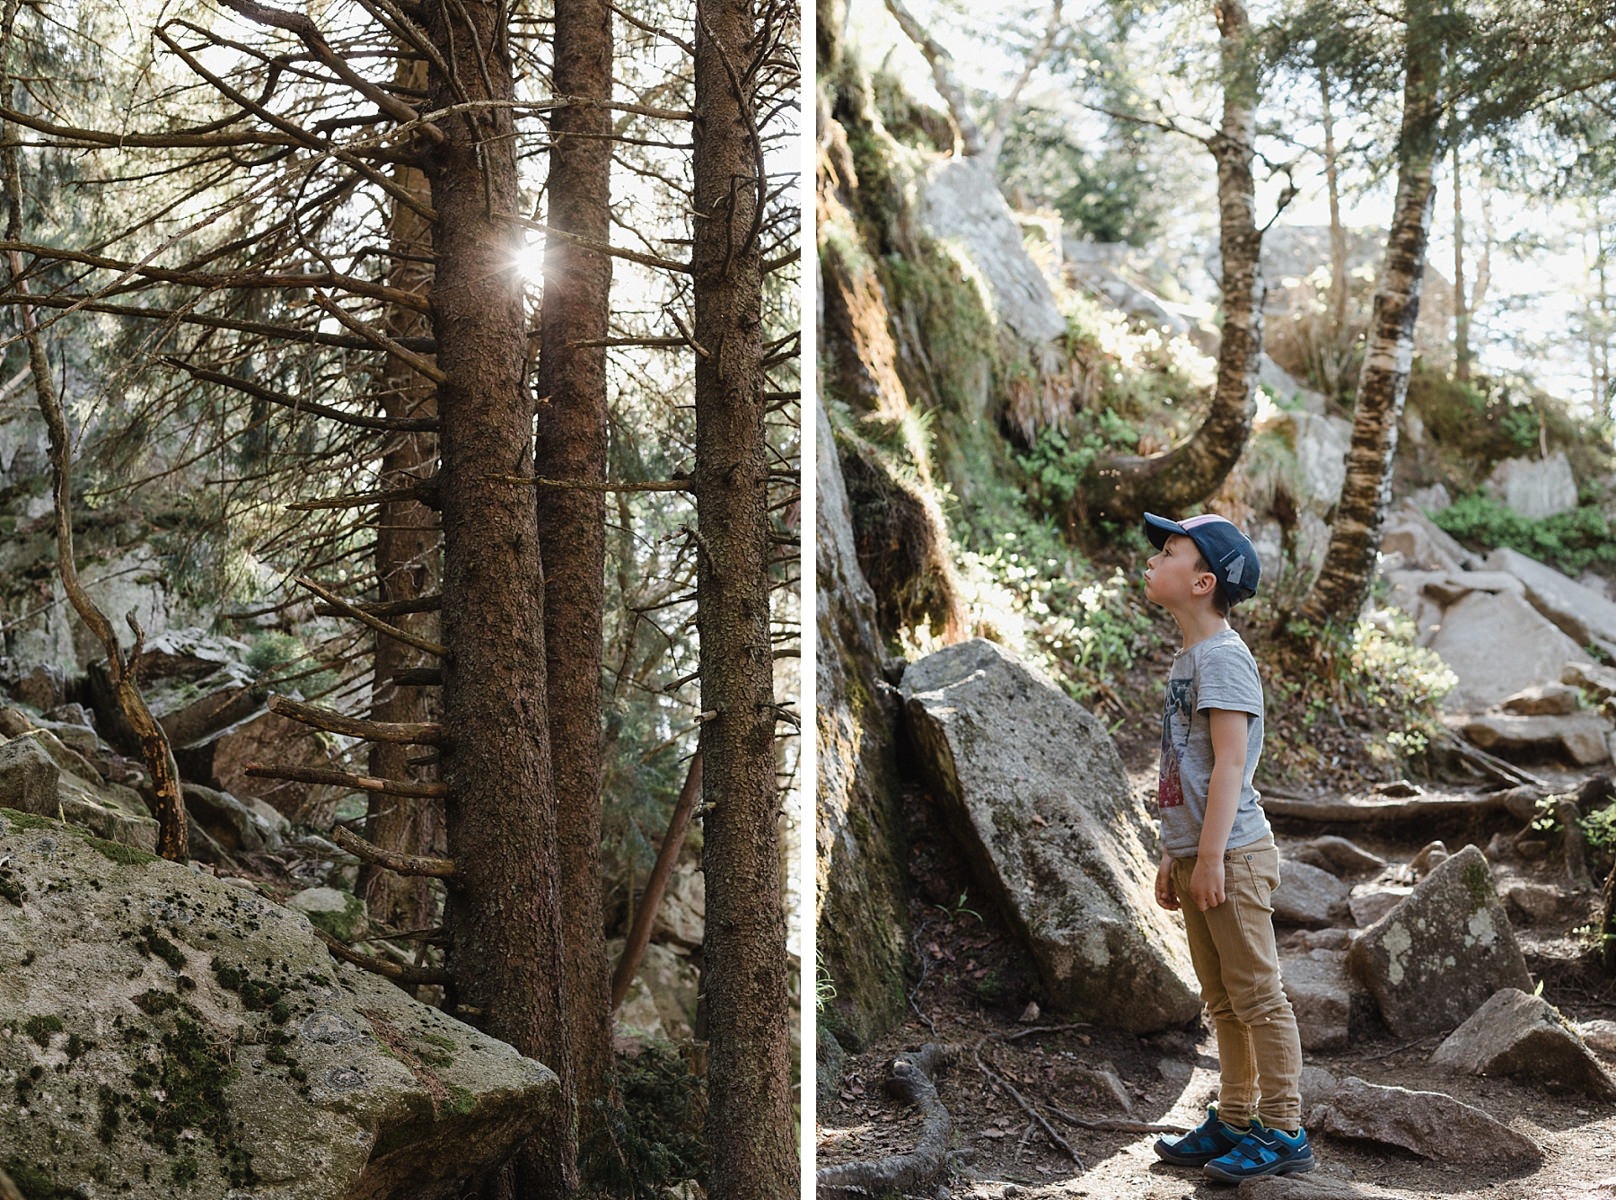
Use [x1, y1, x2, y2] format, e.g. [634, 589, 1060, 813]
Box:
[817, 782, 1616, 1200]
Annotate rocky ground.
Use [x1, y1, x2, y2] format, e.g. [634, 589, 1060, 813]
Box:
[817, 751, 1616, 1200]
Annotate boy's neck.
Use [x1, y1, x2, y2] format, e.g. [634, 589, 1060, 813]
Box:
[1171, 606, 1230, 652]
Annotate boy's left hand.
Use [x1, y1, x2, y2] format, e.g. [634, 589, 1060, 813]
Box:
[1189, 856, 1225, 911]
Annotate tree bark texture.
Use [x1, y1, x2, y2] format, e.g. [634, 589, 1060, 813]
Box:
[364, 51, 443, 934]
[422, 3, 572, 1195]
[692, 0, 796, 1195]
[1452, 143, 1471, 381]
[1322, 68, 1349, 351]
[1299, 1, 1442, 631]
[535, 0, 614, 1172]
[1083, 0, 1262, 520]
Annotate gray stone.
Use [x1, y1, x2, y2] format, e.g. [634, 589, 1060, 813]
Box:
[1504, 881, 1573, 925]
[902, 638, 1199, 1032]
[1432, 987, 1616, 1098]
[653, 862, 705, 950]
[1565, 659, 1616, 703]
[1282, 950, 1352, 1052]
[1500, 682, 1582, 716]
[919, 159, 1066, 346]
[1347, 887, 1409, 929]
[1381, 503, 1471, 572]
[1428, 590, 1585, 710]
[1579, 1019, 1616, 1054]
[1421, 570, 1524, 606]
[1486, 450, 1578, 519]
[1457, 711, 1612, 765]
[1272, 859, 1349, 928]
[0, 807, 557, 1199]
[288, 886, 369, 943]
[184, 782, 284, 854]
[1410, 840, 1449, 876]
[1310, 1075, 1541, 1166]
[815, 399, 910, 1048]
[10, 663, 66, 710]
[1293, 835, 1385, 877]
[1487, 545, 1616, 657]
[0, 733, 60, 813]
[1347, 846, 1531, 1037]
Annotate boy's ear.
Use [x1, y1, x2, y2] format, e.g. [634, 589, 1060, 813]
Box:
[1193, 568, 1216, 597]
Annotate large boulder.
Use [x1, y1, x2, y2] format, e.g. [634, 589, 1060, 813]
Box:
[1427, 590, 1585, 710]
[1455, 710, 1612, 765]
[1485, 450, 1577, 519]
[815, 398, 911, 1048]
[901, 638, 1200, 1032]
[1486, 545, 1616, 659]
[1347, 846, 1530, 1037]
[1309, 1076, 1541, 1166]
[1431, 987, 1616, 1098]
[0, 732, 158, 852]
[0, 807, 557, 1198]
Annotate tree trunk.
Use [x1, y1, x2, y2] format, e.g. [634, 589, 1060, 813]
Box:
[363, 52, 443, 934]
[1297, 1, 1442, 632]
[423, 3, 571, 1194]
[1083, 0, 1262, 519]
[1452, 143, 1471, 382]
[534, 0, 614, 1176]
[1321, 65, 1350, 400]
[692, 0, 795, 1195]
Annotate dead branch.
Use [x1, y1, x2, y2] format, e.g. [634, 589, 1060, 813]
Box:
[293, 575, 448, 657]
[245, 762, 447, 798]
[312, 926, 449, 984]
[269, 694, 447, 746]
[1046, 1105, 1186, 1135]
[288, 483, 439, 512]
[329, 824, 456, 877]
[972, 1039, 1085, 1169]
[816, 1044, 954, 1198]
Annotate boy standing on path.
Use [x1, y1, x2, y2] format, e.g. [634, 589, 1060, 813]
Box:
[1140, 512, 1315, 1183]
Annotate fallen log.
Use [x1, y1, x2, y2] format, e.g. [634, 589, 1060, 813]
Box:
[817, 1044, 952, 1198]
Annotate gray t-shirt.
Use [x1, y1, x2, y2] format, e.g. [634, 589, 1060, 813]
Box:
[1157, 628, 1270, 858]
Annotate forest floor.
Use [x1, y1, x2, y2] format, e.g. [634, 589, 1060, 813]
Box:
[817, 611, 1616, 1200]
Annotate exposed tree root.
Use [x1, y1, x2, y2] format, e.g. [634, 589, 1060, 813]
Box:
[817, 1043, 953, 1198]
[972, 1038, 1085, 1169]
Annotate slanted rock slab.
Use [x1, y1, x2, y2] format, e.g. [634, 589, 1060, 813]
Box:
[0, 731, 159, 851]
[902, 638, 1200, 1032]
[1457, 711, 1611, 766]
[0, 807, 557, 1199]
[1346, 845, 1530, 1037]
[1431, 987, 1616, 1099]
[1428, 590, 1584, 711]
[1309, 1076, 1541, 1166]
[1292, 836, 1385, 878]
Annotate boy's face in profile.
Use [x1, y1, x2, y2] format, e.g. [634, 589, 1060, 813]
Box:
[1144, 533, 1214, 611]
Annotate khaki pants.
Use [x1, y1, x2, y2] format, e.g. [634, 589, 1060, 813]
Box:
[1171, 834, 1302, 1132]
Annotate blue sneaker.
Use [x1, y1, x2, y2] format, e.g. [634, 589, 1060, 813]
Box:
[1153, 1105, 1247, 1168]
[1202, 1117, 1315, 1182]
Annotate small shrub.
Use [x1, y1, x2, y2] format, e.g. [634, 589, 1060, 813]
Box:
[581, 1046, 707, 1199]
[1432, 494, 1616, 577]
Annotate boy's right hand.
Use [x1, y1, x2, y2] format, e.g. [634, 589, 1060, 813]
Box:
[1154, 854, 1179, 911]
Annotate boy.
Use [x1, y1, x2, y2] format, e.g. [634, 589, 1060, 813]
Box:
[1140, 512, 1314, 1183]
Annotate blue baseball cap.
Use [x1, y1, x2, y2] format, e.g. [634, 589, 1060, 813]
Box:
[1143, 512, 1261, 604]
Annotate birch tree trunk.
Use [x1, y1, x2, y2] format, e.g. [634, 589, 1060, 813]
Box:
[1298, 0, 1443, 631]
[692, 0, 795, 1195]
[1083, 0, 1263, 518]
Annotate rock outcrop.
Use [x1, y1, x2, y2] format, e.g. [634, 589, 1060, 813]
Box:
[1346, 846, 1531, 1037]
[0, 807, 556, 1198]
[815, 398, 911, 1047]
[901, 638, 1200, 1032]
[1431, 987, 1616, 1098]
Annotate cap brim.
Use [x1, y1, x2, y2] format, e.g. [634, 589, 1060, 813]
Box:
[1142, 512, 1185, 550]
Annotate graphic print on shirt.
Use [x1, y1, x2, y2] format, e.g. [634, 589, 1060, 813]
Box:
[1157, 676, 1194, 809]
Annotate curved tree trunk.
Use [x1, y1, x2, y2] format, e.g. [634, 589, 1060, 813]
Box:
[534, 0, 614, 1176]
[423, 3, 572, 1195]
[363, 51, 443, 934]
[1298, 0, 1442, 632]
[1083, 0, 1263, 520]
[693, 0, 795, 1195]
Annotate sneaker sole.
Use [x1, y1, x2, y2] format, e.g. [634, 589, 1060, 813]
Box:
[1153, 1145, 1223, 1168]
[1202, 1154, 1316, 1184]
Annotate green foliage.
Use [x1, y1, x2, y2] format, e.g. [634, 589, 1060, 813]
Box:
[581, 1047, 707, 1199]
[1582, 802, 1616, 855]
[1431, 493, 1616, 576]
[1014, 415, 1137, 511]
[245, 632, 303, 676]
